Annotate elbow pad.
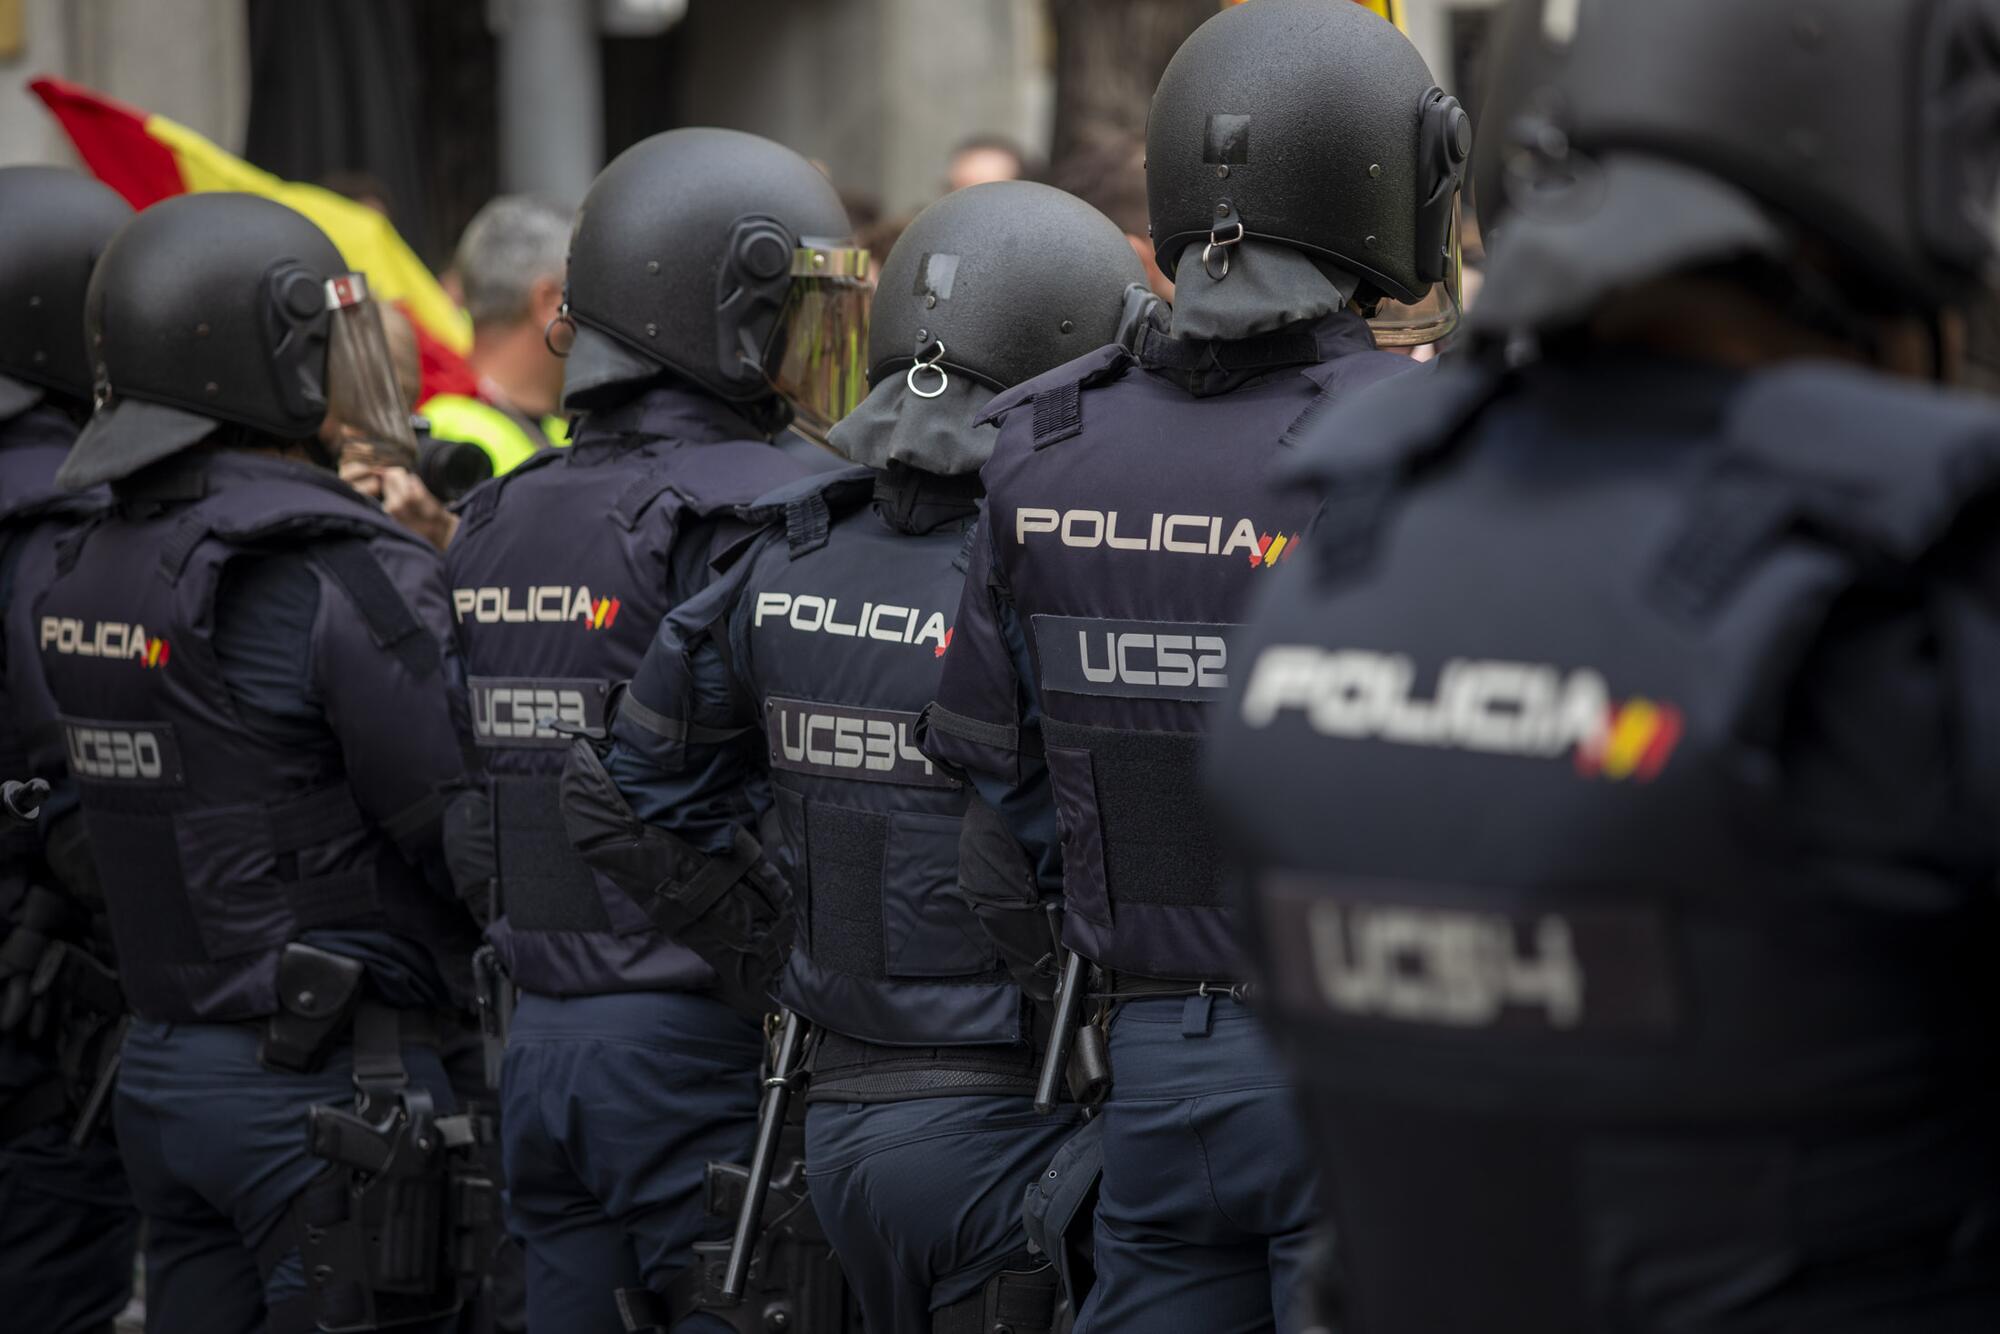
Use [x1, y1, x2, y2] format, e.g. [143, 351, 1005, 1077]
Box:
[560, 739, 792, 1021]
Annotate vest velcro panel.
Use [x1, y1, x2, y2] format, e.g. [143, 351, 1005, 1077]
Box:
[1041, 718, 1222, 909]
[492, 775, 611, 933]
[804, 803, 887, 978]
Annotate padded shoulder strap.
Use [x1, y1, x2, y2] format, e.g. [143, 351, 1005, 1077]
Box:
[974, 344, 1136, 435]
[1296, 358, 1508, 582]
[309, 537, 441, 680]
[159, 504, 401, 585]
[1658, 366, 2000, 619]
[1722, 364, 2000, 560]
[612, 469, 680, 532]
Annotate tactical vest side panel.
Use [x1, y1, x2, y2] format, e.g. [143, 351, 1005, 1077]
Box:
[0, 408, 101, 874]
[1208, 361, 2000, 1333]
[980, 364, 1342, 981]
[741, 489, 1023, 1047]
[36, 456, 461, 1021]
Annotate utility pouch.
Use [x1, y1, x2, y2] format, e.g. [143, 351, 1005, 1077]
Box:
[1067, 1020, 1112, 1108]
[261, 943, 366, 1074]
[471, 945, 514, 1091]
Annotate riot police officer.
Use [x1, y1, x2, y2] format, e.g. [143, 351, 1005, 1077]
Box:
[565, 180, 1148, 1333]
[916, 3, 1469, 1329]
[443, 128, 861, 1333]
[0, 164, 139, 1334]
[37, 192, 484, 1334]
[1207, 1, 2000, 1330]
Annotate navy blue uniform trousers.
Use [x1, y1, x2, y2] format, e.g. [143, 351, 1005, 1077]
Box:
[0, 1104, 135, 1333]
[114, 1019, 459, 1334]
[1073, 997, 1319, 1334]
[499, 990, 762, 1334]
[804, 1095, 1081, 1333]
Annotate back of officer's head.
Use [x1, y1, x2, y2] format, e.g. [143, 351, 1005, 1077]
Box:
[1470, 0, 2000, 368]
[453, 194, 571, 336]
[558, 127, 859, 428]
[0, 166, 131, 424]
[57, 193, 348, 491]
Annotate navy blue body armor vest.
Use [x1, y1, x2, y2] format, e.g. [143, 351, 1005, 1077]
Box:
[730, 467, 1035, 1097]
[925, 313, 1414, 983]
[446, 386, 805, 997]
[1208, 355, 2000, 1333]
[36, 451, 473, 1023]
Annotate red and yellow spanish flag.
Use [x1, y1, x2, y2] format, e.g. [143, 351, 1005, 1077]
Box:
[29, 75, 476, 400]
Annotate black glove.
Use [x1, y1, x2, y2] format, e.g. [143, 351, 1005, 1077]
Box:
[560, 738, 792, 1021]
[440, 787, 500, 926]
[959, 794, 1061, 1007]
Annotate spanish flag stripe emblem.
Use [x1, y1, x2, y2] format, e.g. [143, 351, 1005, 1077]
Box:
[1600, 700, 1663, 780]
[1263, 532, 1289, 566]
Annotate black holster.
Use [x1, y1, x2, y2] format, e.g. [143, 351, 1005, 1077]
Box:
[0, 885, 128, 1145]
[614, 1121, 861, 1334]
[932, 1258, 1064, 1334]
[471, 944, 514, 1091]
[274, 1004, 499, 1333]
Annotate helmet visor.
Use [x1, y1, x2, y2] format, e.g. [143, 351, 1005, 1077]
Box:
[324, 274, 419, 467]
[1369, 206, 1464, 347]
[769, 241, 872, 446]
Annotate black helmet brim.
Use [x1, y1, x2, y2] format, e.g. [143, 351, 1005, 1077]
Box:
[57, 395, 220, 491]
[0, 372, 42, 421]
[1468, 153, 1783, 339]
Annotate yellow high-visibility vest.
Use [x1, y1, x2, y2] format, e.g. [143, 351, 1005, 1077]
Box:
[420, 394, 570, 476]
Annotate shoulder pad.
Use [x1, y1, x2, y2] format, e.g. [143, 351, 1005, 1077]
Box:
[973, 344, 1136, 444]
[736, 464, 875, 527]
[1, 488, 104, 528]
[159, 470, 419, 584]
[450, 447, 564, 524]
[759, 467, 876, 559]
[664, 438, 812, 521]
[1286, 357, 1505, 487]
[1725, 363, 2000, 560]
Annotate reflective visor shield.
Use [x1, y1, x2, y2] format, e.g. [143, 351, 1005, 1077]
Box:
[1369, 205, 1463, 347]
[768, 241, 872, 445]
[324, 274, 419, 467]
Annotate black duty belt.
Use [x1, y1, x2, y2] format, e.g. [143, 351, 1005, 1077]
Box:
[1092, 972, 1254, 1004]
[805, 1028, 1045, 1104]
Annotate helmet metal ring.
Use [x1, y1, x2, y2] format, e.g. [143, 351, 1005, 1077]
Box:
[1202, 220, 1244, 282]
[544, 305, 578, 358]
[907, 339, 949, 399]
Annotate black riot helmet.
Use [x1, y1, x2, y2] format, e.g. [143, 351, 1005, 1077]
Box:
[558, 127, 869, 441]
[59, 193, 350, 490]
[1146, 0, 1471, 344]
[870, 181, 1147, 395]
[1470, 0, 2000, 336]
[829, 180, 1149, 475]
[0, 166, 132, 419]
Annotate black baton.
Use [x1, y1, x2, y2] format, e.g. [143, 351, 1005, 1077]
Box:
[722, 1010, 806, 1301]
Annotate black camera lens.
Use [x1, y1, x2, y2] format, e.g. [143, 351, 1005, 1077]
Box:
[415, 432, 494, 504]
